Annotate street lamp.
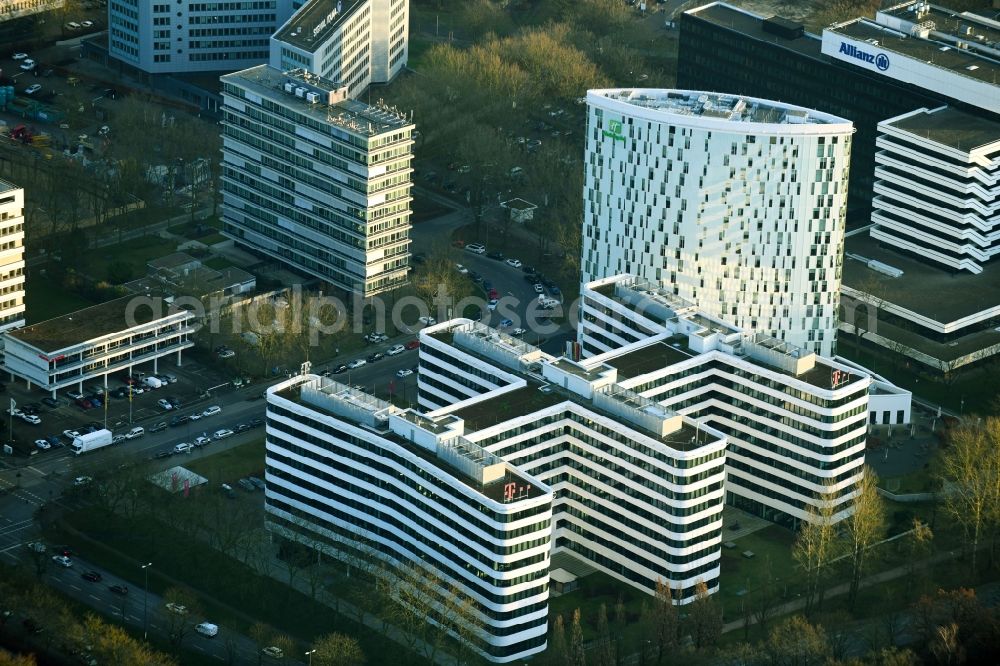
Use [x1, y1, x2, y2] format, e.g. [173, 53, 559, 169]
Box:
[141, 562, 152, 640]
[306, 649, 316, 665]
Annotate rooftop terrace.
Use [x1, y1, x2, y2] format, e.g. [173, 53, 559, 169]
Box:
[885, 106, 1000, 153]
[605, 340, 695, 379]
[592, 89, 845, 125]
[223, 65, 411, 137]
[274, 0, 367, 53]
[9, 296, 186, 352]
[275, 379, 547, 504]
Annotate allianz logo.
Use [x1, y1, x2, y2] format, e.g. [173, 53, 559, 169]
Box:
[839, 42, 890, 71]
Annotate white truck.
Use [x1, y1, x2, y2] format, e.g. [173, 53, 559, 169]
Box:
[144, 376, 163, 389]
[71, 429, 113, 455]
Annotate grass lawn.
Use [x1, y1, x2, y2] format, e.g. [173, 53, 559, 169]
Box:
[881, 466, 939, 495]
[717, 526, 798, 619]
[168, 215, 222, 239]
[185, 438, 266, 484]
[199, 232, 227, 245]
[411, 195, 451, 224]
[25, 272, 97, 323]
[82, 235, 179, 283]
[202, 256, 235, 271]
[106, 205, 181, 233]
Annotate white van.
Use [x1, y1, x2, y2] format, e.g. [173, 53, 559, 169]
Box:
[144, 376, 163, 389]
[195, 622, 218, 637]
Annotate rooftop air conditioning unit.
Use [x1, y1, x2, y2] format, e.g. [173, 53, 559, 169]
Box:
[306, 92, 319, 103]
[283, 82, 295, 93]
[295, 87, 306, 97]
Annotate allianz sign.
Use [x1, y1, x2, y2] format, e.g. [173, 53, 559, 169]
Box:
[839, 42, 890, 71]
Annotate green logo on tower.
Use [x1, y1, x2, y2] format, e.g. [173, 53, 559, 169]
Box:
[603, 119, 626, 142]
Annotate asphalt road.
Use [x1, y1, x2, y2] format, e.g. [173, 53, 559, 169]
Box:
[40, 554, 287, 664]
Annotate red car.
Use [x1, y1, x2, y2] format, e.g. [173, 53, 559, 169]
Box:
[75, 398, 93, 410]
[404, 340, 419, 350]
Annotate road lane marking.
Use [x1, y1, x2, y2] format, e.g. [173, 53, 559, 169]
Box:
[88, 594, 100, 601]
[194, 645, 205, 652]
[69, 584, 81, 591]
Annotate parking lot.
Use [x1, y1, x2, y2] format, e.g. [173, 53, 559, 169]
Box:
[3, 355, 238, 458]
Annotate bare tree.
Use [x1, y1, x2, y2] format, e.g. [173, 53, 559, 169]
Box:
[568, 608, 586, 666]
[312, 632, 366, 666]
[846, 466, 887, 608]
[939, 418, 1000, 577]
[686, 580, 722, 650]
[643, 578, 678, 663]
[162, 586, 201, 647]
[792, 488, 840, 615]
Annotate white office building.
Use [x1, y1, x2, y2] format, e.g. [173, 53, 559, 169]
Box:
[1, 0, 64, 22]
[0, 180, 26, 336]
[2, 296, 193, 396]
[581, 88, 854, 357]
[869, 106, 1000, 274]
[107, 0, 304, 75]
[220, 64, 413, 296]
[270, 0, 409, 98]
[579, 275, 911, 525]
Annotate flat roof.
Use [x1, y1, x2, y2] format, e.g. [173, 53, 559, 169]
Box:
[885, 106, 1000, 153]
[605, 340, 695, 379]
[843, 232, 1000, 323]
[449, 386, 567, 431]
[829, 19, 1000, 85]
[9, 296, 183, 352]
[274, 0, 367, 52]
[0, 178, 20, 195]
[881, 2, 1000, 44]
[591, 88, 846, 125]
[276, 381, 546, 503]
[222, 65, 411, 137]
[685, 2, 826, 60]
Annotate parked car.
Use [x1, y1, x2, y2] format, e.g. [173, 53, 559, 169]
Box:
[331, 364, 348, 374]
[12, 53, 28, 60]
[500, 319, 513, 328]
[41, 397, 60, 408]
[173, 443, 193, 454]
[21, 414, 41, 425]
[262, 646, 284, 659]
[218, 350, 236, 359]
[237, 478, 256, 492]
[125, 427, 144, 440]
[20, 60, 35, 71]
[149, 422, 167, 433]
[194, 435, 211, 447]
[63, 429, 81, 441]
[195, 622, 219, 637]
[161, 373, 177, 384]
[34, 439, 50, 450]
[189, 413, 202, 421]
[52, 555, 72, 567]
[249, 417, 264, 428]
[346, 359, 366, 370]
[465, 243, 486, 254]
[202, 405, 221, 417]
[418, 316, 437, 325]
[111, 435, 126, 445]
[505, 258, 523, 268]
[234, 423, 251, 433]
[248, 477, 266, 490]
[154, 451, 172, 459]
[396, 369, 413, 378]
[405, 340, 420, 350]
[386, 344, 405, 356]
[366, 352, 384, 363]
[75, 398, 92, 409]
[512, 328, 526, 336]
[165, 603, 188, 615]
[25, 84, 41, 95]
[46, 435, 61, 448]
[157, 399, 173, 410]
[212, 429, 233, 441]
[73, 476, 92, 487]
